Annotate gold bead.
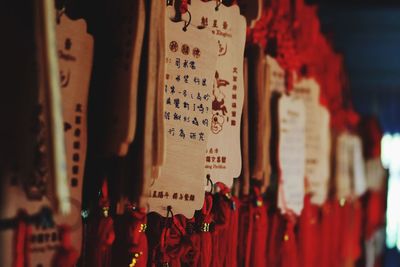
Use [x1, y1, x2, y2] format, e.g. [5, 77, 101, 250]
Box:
[284, 234, 289, 241]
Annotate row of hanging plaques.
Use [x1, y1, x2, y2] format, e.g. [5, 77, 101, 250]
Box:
[0, 0, 386, 266]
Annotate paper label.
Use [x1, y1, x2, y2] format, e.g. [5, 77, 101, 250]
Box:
[148, 17, 218, 217]
[277, 95, 306, 215]
[190, 0, 246, 187]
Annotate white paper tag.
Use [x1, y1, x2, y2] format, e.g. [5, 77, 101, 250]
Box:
[190, 0, 247, 187]
[293, 79, 330, 205]
[277, 94, 306, 215]
[148, 17, 218, 218]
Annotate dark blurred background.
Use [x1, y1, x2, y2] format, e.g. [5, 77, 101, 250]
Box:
[315, 1, 400, 266]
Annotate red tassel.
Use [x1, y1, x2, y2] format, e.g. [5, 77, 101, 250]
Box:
[351, 200, 363, 262]
[195, 193, 214, 267]
[249, 188, 268, 267]
[228, 195, 239, 267]
[93, 180, 115, 267]
[237, 196, 251, 267]
[267, 212, 285, 267]
[126, 207, 148, 267]
[366, 190, 386, 239]
[153, 213, 196, 267]
[341, 200, 353, 265]
[281, 214, 299, 267]
[180, 0, 188, 14]
[51, 225, 79, 267]
[298, 195, 319, 267]
[331, 199, 345, 267]
[319, 200, 333, 267]
[211, 182, 239, 267]
[13, 210, 30, 267]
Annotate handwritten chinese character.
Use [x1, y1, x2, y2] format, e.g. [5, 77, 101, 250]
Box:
[168, 128, 175, 136]
[164, 111, 171, 120]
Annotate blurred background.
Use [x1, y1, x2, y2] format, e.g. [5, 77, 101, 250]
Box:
[317, 1, 400, 266]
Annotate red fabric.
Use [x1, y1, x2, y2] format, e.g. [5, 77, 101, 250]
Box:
[126, 208, 148, 267]
[237, 196, 251, 267]
[281, 215, 299, 267]
[366, 190, 386, 239]
[154, 214, 197, 267]
[51, 225, 79, 267]
[352, 200, 363, 262]
[13, 210, 30, 267]
[194, 193, 214, 267]
[359, 116, 383, 159]
[330, 200, 343, 267]
[211, 182, 239, 267]
[267, 212, 284, 267]
[180, 0, 188, 13]
[319, 201, 333, 267]
[298, 195, 320, 267]
[249, 188, 268, 267]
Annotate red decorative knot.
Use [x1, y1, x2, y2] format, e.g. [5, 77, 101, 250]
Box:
[180, 0, 188, 14]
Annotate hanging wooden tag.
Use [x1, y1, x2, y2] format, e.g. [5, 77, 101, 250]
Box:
[148, 13, 218, 217]
[139, 0, 164, 206]
[310, 106, 331, 205]
[54, 10, 93, 255]
[261, 59, 272, 192]
[365, 158, 385, 191]
[292, 78, 330, 205]
[237, 0, 263, 28]
[247, 45, 267, 183]
[351, 134, 367, 197]
[190, 0, 247, 187]
[266, 56, 286, 94]
[34, 0, 70, 215]
[102, 0, 146, 156]
[335, 132, 352, 201]
[277, 94, 306, 215]
[151, 2, 166, 181]
[0, 2, 85, 266]
[241, 58, 250, 196]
